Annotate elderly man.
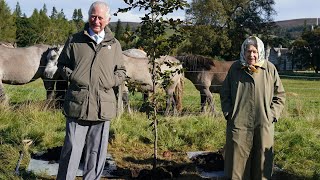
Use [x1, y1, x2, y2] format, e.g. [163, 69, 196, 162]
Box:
[56, 1, 126, 180]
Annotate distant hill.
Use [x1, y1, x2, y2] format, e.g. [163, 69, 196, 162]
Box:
[109, 18, 319, 30]
[108, 18, 319, 40]
[276, 18, 319, 28]
[109, 21, 141, 30]
[109, 18, 319, 29]
[274, 18, 319, 39]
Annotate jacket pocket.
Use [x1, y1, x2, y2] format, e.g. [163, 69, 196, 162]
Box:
[265, 107, 274, 125]
[63, 87, 88, 118]
[99, 89, 116, 120]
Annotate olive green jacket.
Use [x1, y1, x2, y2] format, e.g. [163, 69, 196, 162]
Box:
[220, 60, 285, 178]
[220, 60, 285, 127]
[58, 24, 126, 121]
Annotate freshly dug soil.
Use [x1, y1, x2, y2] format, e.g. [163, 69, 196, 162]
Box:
[30, 148, 307, 180]
[190, 151, 224, 172]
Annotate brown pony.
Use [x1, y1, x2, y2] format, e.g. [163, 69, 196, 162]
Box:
[176, 55, 234, 113]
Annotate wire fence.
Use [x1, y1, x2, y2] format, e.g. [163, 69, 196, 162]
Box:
[3, 71, 320, 115]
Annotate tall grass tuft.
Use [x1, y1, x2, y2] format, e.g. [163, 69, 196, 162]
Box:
[0, 101, 65, 178]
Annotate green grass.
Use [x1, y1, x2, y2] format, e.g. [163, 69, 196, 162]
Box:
[1, 77, 320, 179]
[0, 103, 65, 179]
[281, 78, 320, 120]
[3, 80, 47, 104]
[274, 78, 320, 178]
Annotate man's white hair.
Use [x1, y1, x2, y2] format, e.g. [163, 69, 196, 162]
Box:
[88, 1, 110, 20]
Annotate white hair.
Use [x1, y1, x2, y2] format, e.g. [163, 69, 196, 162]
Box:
[88, 1, 111, 20]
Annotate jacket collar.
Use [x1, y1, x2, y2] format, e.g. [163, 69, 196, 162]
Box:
[88, 28, 105, 39]
[83, 23, 115, 44]
[236, 60, 267, 71]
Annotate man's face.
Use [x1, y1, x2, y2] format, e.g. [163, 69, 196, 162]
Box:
[89, 5, 110, 34]
[245, 45, 259, 65]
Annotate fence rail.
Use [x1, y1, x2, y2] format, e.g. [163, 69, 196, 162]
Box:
[3, 72, 320, 115]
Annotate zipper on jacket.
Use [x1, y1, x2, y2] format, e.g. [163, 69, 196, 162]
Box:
[86, 43, 104, 116]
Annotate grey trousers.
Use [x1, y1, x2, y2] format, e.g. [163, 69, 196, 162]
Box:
[57, 118, 110, 180]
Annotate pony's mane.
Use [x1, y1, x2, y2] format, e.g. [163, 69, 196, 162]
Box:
[176, 55, 215, 71]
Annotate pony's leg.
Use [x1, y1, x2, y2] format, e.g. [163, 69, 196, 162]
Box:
[200, 88, 214, 113]
[200, 90, 207, 112]
[122, 91, 131, 114]
[143, 92, 149, 102]
[55, 77, 68, 108]
[164, 95, 171, 116]
[165, 76, 184, 116]
[204, 89, 215, 113]
[140, 92, 150, 113]
[44, 80, 55, 100]
[165, 92, 176, 116]
[173, 78, 184, 115]
[171, 93, 177, 115]
[166, 79, 183, 116]
[43, 77, 67, 108]
[0, 82, 7, 103]
[121, 85, 131, 113]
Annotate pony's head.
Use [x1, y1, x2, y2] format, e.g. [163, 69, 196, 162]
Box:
[44, 45, 63, 79]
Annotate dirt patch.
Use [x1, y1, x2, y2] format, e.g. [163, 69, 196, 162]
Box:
[31, 146, 62, 162]
[190, 151, 224, 172]
[30, 148, 307, 179]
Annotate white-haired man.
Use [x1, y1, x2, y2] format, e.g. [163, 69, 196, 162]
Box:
[56, 1, 126, 179]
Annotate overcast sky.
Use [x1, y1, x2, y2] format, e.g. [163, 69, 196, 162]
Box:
[6, 0, 320, 22]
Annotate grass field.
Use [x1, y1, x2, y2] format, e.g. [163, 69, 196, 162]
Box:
[0, 76, 320, 179]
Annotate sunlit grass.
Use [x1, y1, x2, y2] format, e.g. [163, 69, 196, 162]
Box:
[3, 80, 46, 104]
[0, 77, 320, 178]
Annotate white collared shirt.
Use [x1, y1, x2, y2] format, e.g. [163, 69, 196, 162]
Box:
[88, 28, 105, 44]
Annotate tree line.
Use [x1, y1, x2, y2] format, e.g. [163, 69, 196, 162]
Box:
[0, 0, 138, 49]
[1, 1, 81, 46]
[0, 0, 319, 72]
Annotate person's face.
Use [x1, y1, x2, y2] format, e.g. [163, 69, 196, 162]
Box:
[245, 45, 259, 65]
[89, 5, 110, 34]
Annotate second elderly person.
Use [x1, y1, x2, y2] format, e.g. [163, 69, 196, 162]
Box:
[220, 36, 285, 180]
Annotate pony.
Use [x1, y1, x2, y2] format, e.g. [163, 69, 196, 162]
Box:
[38, 48, 184, 116]
[175, 55, 234, 113]
[0, 44, 63, 102]
[122, 49, 184, 116]
[42, 45, 68, 107]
